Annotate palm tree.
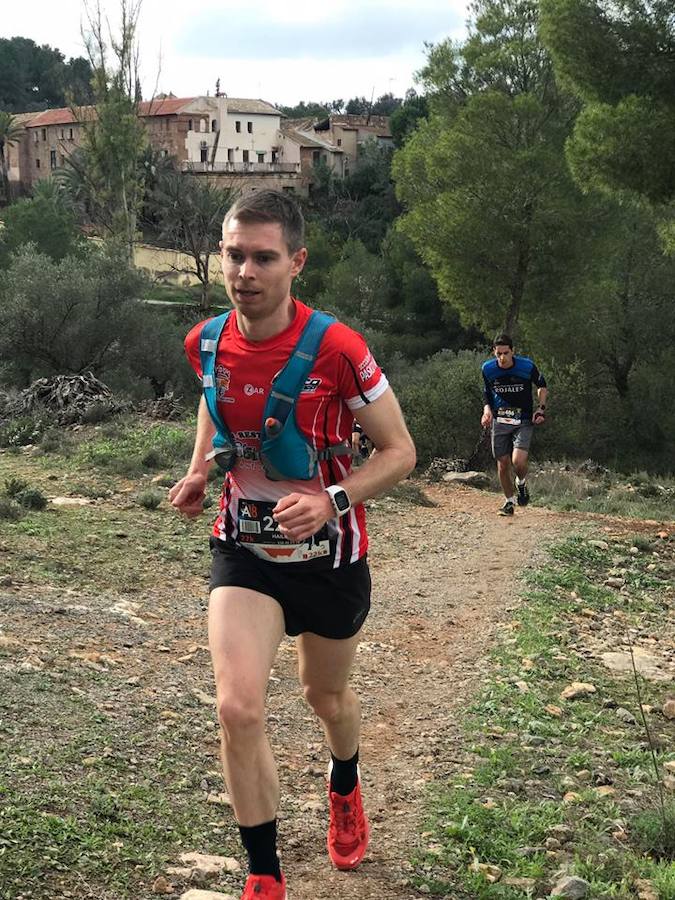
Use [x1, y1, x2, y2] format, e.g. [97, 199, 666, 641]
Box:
[0, 111, 24, 204]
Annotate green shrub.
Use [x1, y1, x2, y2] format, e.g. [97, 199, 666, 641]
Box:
[391, 349, 484, 466]
[4, 477, 29, 498]
[0, 415, 47, 448]
[141, 449, 163, 469]
[631, 804, 675, 861]
[16, 488, 48, 510]
[138, 490, 163, 510]
[0, 497, 24, 520]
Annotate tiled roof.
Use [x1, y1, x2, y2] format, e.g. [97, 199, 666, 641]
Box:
[282, 127, 342, 152]
[139, 97, 195, 116]
[226, 98, 283, 116]
[27, 107, 82, 127]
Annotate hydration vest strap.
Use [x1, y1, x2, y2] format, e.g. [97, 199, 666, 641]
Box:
[265, 311, 335, 427]
[199, 311, 235, 452]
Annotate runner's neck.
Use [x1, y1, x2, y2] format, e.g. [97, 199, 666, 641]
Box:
[236, 297, 296, 342]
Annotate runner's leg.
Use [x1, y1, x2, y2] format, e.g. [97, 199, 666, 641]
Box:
[512, 448, 529, 482]
[496, 454, 514, 499]
[209, 587, 285, 826]
[297, 630, 362, 761]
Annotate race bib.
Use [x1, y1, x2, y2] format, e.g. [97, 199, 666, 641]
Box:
[496, 406, 522, 426]
[237, 499, 330, 563]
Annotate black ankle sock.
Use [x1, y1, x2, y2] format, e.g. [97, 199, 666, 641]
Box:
[238, 819, 282, 881]
[330, 748, 359, 796]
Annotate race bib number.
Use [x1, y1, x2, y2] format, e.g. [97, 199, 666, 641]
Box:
[496, 406, 522, 426]
[237, 499, 330, 563]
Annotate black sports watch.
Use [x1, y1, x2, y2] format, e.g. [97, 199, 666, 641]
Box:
[325, 485, 352, 517]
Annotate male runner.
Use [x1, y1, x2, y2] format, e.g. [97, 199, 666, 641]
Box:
[480, 333, 547, 516]
[169, 190, 416, 900]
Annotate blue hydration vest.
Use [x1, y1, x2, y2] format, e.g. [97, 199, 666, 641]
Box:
[199, 310, 353, 481]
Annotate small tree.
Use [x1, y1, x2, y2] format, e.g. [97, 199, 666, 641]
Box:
[1, 180, 86, 261]
[149, 172, 237, 311]
[0, 111, 23, 203]
[76, 0, 148, 260]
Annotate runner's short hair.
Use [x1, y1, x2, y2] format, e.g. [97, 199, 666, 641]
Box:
[492, 333, 513, 349]
[223, 190, 305, 253]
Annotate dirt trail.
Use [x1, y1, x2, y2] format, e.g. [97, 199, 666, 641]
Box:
[265, 486, 565, 900]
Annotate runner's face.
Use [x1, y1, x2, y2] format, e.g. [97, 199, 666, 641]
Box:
[494, 344, 514, 368]
[220, 219, 307, 322]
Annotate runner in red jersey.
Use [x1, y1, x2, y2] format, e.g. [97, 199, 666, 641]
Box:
[183, 298, 388, 567]
[170, 190, 416, 900]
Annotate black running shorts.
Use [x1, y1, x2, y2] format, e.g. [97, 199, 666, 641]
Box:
[209, 538, 371, 639]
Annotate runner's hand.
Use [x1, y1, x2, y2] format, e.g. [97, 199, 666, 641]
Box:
[169, 472, 208, 518]
[273, 492, 334, 542]
[533, 407, 546, 425]
[481, 409, 493, 428]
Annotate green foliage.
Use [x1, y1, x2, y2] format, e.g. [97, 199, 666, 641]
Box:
[137, 490, 162, 510]
[540, 0, 675, 208]
[317, 239, 390, 324]
[4, 476, 29, 497]
[631, 804, 675, 861]
[78, 423, 193, 476]
[0, 497, 24, 521]
[1, 190, 86, 262]
[0, 414, 49, 447]
[393, 0, 586, 335]
[16, 488, 48, 511]
[0, 36, 93, 112]
[0, 246, 146, 384]
[389, 89, 429, 147]
[391, 350, 484, 465]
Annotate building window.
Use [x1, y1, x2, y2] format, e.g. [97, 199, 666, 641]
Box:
[69, 128, 74, 140]
[211, 119, 217, 132]
[312, 150, 321, 166]
[200, 119, 206, 132]
[161, 149, 168, 158]
[35, 158, 40, 169]
[337, 138, 342, 146]
[60, 128, 65, 139]
[257, 152, 265, 163]
[271, 150, 278, 163]
[235, 121, 241, 133]
[33, 131, 38, 143]
[188, 118, 193, 131]
[200, 141, 208, 163]
[50, 150, 57, 169]
[247, 121, 253, 133]
[227, 148, 233, 162]
[242, 149, 249, 163]
[42, 128, 47, 141]
[282, 186, 295, 194]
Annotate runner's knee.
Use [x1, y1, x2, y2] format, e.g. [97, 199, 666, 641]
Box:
[217, 692, 266, 738]
[496, 456, 510, 472]
[303, 684, 348, 723]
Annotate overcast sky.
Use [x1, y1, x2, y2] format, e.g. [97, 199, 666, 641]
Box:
[1, 0, 469, 106]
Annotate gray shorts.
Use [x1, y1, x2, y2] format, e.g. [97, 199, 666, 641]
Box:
[491, 421, 534, 458]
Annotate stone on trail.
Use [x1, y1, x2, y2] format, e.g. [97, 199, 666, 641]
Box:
[601, 649, 671, 683]
[661, 698, 675, 719]
[550, 875, 591, 898]
[442, 471, 491, 488]
[588, 540, 609, 550]
[560, 682, 596, 700]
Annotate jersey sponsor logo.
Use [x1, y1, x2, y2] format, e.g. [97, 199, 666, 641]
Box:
[358, 352, 377, 383]
[494, 384, 525, 393]
[301, 377, 322, 393]
[235, 430, 260, 439]
[216, 365, 234, 403]
[244, 383, 265, 396]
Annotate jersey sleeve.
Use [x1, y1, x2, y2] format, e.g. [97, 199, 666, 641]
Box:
[184, 320, 207, 380]
[531, 364, 547, 388]
[332, 325, 389, 411]
[482, 365, 492, 407]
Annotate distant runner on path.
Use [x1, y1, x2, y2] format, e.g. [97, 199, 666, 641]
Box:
[480, 333, 548, 516]
[169, 190, 416, 900]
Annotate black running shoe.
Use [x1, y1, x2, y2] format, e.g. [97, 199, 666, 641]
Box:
[498, 500, 515, 516]
[517, 482, 530, 507]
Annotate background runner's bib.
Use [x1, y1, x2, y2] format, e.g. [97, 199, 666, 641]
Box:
[496, 407, 522, 425]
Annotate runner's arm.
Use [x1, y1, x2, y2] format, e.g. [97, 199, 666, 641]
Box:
[481, 370, 493, 427]
[274, 388, 415, 541]
[169, 396, 216, 517]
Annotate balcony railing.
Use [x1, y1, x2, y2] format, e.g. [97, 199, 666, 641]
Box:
[181, 161, 300, 174]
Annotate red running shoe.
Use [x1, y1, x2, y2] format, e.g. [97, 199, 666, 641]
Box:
[240, 873, 287, 899]
[327, 768, 370, 870]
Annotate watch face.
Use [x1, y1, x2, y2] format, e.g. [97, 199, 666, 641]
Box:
[334, 489, 350, 512]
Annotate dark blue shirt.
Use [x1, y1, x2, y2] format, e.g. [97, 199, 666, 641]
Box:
[482, 355, 546, 423]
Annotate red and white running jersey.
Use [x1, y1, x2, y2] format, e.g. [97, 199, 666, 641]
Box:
[184, 299, 389, 568]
